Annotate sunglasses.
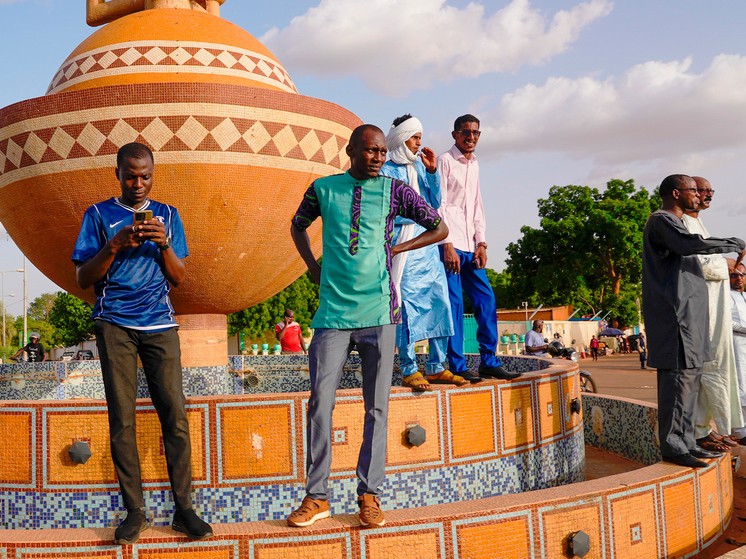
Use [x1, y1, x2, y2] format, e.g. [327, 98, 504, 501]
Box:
[456, 130, 481, 138]
[731, 272, 745, 278]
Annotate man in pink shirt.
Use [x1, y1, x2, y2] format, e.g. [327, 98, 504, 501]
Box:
[437, 115, 521, 381]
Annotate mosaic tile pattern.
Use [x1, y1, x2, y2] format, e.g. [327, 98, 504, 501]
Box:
[0, 382, 734, 559]
[0, 357, 583, 530]
[582, 393, 661, 466]
[48, 40, 297, 96]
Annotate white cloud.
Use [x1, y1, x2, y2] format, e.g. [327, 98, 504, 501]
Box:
[480, 54, 746, 165]
[262, 0, 613, 96]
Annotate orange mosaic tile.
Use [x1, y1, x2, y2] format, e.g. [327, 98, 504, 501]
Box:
[500, 384, 535, 451]
[662, 478, 698, 557]
[449, 388, 496, 459]
[330, 398, 365, 473]
[46, 408, 117, 485]
[0, 410, 32, 484]
[541, 503, 603, 559]
[139, 408, 206, 483]
[138, 544, 235, 559]
[699, 466, 722, 541]
[537, 379, 562, 440]
[220, 403, 292, 479]
[562, 373, 580, 433]
[256, 541, 346, 559]
[719, 453, 733, 521]
[457, 518, 531, 559]
[386, 394, 441, 466]
[364, 530, 440, 559]
[609, 490, 659, 559]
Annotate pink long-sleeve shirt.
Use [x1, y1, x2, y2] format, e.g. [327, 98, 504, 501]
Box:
[436, 144, 487, 253]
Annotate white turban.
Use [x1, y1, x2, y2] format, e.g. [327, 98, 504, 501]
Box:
[386, 116, 423, 167]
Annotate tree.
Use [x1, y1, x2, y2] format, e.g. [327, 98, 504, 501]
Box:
[49, 292, 95, 347]
[506, 179, 659, 327]
[228, 271, 320, 340]
[28, 292, 57, 322]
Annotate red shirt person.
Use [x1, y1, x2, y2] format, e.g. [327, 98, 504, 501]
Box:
[276, 309, 307, 354]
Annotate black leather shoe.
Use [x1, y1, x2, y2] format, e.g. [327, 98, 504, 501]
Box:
[479, 365, 522, 380]
[172, 508, 213, 540]
[662, 454, 708, 468]
[455, 370, 483, 383]
[690, 446, 723, 459]
[115, 508, 148, 545]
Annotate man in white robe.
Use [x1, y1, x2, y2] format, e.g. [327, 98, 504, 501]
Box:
[729, 260, 746, 444]
[682, 177, 744, 450]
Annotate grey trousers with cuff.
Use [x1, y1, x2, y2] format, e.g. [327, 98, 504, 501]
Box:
[95, 320, 193, 511]
[657, 366, 702, 457]
[305, 324, 396, 500]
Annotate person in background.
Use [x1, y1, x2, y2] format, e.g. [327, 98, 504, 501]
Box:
[729, 260, 746, 445]
[381, 114, 460, 391]
[525, 320, 549, 356]
[638, 334, 647, 369]
[11, 332, 46, 362]
[590, 336, 599, 361]
[276, 309, 307, 354]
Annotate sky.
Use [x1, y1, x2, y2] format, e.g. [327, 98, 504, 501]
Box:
[3, 0, 746, 312]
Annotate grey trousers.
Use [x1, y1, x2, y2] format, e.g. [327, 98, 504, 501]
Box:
[305, 325, 396, 500]
[95, 320, 193, 511]
[657, 367, 702, 457]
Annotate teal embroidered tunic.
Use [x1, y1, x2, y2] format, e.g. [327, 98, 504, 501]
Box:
[292, 172, 441, 329]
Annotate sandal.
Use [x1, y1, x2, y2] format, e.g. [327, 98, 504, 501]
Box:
[697, 432, 732, 452]
[426, 370, 468, 386]
[718, 435, 739, 447]
[402, 372, 432, 392]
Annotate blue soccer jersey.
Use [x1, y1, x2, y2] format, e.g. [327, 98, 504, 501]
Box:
[72, 197, 188, 330]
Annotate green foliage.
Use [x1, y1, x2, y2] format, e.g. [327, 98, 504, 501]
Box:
[11, 314, 59, 347]
[506, 179, 658, 328]
[27, 292, 57, 322]
[49, 292, 95, 347]
[228, 270, 319, 342]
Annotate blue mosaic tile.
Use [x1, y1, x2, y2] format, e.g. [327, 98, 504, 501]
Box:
[0, 354, 553, 399]
[582, 393, 661, 466]
[0, 430, 584, 529]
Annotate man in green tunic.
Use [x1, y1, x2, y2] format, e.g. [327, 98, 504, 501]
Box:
[288, 125, 448, 528]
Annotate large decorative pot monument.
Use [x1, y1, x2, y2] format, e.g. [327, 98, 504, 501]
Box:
[0, 0, 361, 366]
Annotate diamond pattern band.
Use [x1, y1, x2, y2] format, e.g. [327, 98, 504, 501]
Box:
[47, 40, 297, 95]
[0, 83, 357, 188]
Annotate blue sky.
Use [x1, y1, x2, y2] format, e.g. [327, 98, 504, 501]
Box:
[3, 0, 746, 308]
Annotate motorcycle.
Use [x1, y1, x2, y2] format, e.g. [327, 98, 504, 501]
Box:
[546, 340, 597, 393]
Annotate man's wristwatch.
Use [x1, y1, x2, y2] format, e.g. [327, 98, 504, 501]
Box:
[159, 236, 172, 251]
[477, 242, 488, 249]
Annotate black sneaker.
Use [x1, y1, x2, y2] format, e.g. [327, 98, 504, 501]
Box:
[172, 508, 213, 540]
[479, 365, 522, 380]
[115, 508, 148, 545]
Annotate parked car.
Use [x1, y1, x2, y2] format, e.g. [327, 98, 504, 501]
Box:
[75, 350, 95, 360]
[60, 351, 75, 361]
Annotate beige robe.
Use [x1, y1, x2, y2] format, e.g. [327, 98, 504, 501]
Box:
[682, 214, 744, 437]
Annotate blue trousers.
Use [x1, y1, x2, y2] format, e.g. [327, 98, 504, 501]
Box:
[440, 247, 500, 372]
[398, 334, 449, 377]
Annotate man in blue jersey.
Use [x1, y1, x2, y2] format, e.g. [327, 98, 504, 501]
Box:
[72, 142, 211, 545]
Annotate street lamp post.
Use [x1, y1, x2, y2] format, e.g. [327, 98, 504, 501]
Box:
[1, 268, 24, 347]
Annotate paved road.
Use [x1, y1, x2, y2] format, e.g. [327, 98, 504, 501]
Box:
[576, 352, 657, 404]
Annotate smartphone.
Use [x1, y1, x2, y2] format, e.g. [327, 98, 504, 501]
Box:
[133, 210, 152, 226]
